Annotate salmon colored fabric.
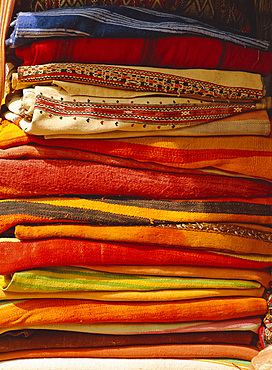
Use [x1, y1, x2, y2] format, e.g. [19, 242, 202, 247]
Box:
[0, 343, 260, 362]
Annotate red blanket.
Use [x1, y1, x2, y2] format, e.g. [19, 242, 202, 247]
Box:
[14, 36, 272, 75]
[1, 158, 272, 199]
[1, 238, 272, 274]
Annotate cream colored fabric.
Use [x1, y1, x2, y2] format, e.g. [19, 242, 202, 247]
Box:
[0, 358, 251, 370]
[12, 82, 270, 137]
[12, 65, 265, 99]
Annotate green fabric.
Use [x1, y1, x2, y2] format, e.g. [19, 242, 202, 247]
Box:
[1, 266, 261, 293]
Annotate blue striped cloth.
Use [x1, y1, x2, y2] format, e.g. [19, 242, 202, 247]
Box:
[7, 6, 270, 50]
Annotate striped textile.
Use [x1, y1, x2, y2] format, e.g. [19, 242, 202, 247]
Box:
[0, 287, 265, 302]
[1, 197, 272, 233]
[1, 266, 262, 292]
[0, 316, 261, 335]
[24, 0, 254, 37]
[1, 121, 272, 181]
[6, 6, 269, 49]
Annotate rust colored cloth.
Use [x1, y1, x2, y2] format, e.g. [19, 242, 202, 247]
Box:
[1, 158, 272, 199]
[1, 238, 272, 275]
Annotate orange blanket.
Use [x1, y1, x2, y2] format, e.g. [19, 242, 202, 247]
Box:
[1, 120, 272, 181]
[0, 297, 267, 328]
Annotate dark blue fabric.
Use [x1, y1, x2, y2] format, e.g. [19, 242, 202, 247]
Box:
[7, 6, 269, 50]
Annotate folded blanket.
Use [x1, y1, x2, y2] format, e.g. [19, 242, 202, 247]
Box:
[0, 287, 265, 302]
[3, 316, 260, 335]
[0, 297, 267, 327]
[19, 93, 265, 137]
[2, 121, 272, 181]
[13, 222, 272, 256]
[1, 266, 262, 293]
[24, 0, 254, 37]
[0, 329, 254, 352]
[0, 144, 205, 175]
[2, 159, 272, 199]
[2, 197, 272, 233]
[0, 357, 251, 369]
[11, 65, 266, 101]
[7, 6, 268, 49]
[2, 120, 272, 181]
[1, 237, 272, 274]
[14, 37, 272, 74]
[0, 343, 260, 362]
[16, 87, 268, 137]
[75, 265, 271, 288]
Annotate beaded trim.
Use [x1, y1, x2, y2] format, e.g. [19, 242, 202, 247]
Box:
[17, 63, 263, 101]
[157, 222, 272, 243]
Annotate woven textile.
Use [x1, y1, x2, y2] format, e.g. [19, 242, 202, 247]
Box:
[0, 297, 267, 326]
[1, 121, 272, 181]
[5, 112, 272, 137]
[1, 266, 261, 293]
[26, 0, 253, 37]
[18, 90, 265, 137]
[0, 329, 254, 352]
[0, 287, 265, 302]
[2, 197, 272, 232]
[0, 316, 261, 335]
[72, 265, 272, 288]
[0, 358, 252, 369]
[0, 344, 259, 362]
[14, 38, 272, 75]
[6, 6, 268, 49]
[12, 64, 267, 97]
[13, 222, 272, 256]
[2, 159, 272, 199]
[1, 237, 272, 274]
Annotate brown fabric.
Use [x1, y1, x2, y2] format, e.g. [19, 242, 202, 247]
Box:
[0, 329, 254, 353]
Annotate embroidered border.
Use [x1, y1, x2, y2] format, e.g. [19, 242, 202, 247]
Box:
[158, 222, 272, 243]
[35, 94, 256, 125]
[17, 63, 263, 101]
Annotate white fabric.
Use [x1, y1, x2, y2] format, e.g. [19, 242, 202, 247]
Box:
[0, 358, 250, 370]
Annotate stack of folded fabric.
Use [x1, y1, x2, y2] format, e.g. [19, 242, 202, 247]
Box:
[0, 0, 272, 369]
